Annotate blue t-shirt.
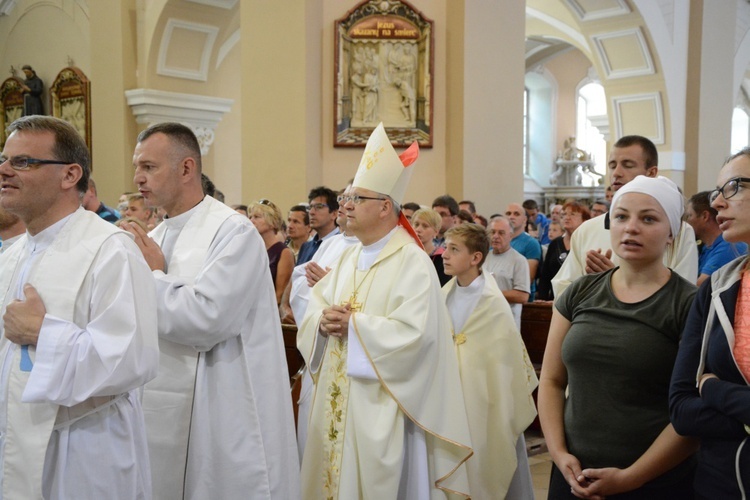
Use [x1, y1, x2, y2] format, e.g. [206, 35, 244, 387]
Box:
[698, 234, 748, 277]
[510, 231, 542, 300]
[535, 213, 551, 245]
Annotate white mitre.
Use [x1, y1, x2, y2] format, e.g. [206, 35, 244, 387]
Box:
[352, 122, 419, 204]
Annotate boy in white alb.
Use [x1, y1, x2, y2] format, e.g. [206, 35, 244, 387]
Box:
[442, 223, 539, 499]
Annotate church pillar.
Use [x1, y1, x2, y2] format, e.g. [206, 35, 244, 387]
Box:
[446, 0, 526, 214]
[685, 0, 735, 193]
[89, 0, 139, 203]
[240, 0, 322, 210]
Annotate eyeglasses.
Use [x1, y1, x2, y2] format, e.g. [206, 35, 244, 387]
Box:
[337, 194, 386, 205]
[308, 202, 330, 211]
[0, 156, 71, 171]
[709, 177, 750, 204]
[258, 199, 278, 209]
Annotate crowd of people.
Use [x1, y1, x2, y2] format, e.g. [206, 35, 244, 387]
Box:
[0, 115, 749, 499]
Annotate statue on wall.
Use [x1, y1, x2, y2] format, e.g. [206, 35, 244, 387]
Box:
[20, 65, 44, 116]
[549, 136, 603, 187]
[350, 44, 380, 125]
[395, 79, 415, 123]
[560, 136, 590, 162]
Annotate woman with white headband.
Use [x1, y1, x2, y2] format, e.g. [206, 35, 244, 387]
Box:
[539, 175, 699, 499]
[670, 149, 750, 499]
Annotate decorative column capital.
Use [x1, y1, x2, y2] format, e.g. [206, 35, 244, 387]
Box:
[125, 88, 233, 154]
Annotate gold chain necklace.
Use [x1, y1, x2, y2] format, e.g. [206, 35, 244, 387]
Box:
[341, 250, 379, 312]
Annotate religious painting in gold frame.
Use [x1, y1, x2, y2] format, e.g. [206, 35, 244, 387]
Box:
[50, 67, 92, 151]
[0, 77, 25, 149]
[334, 0, 434, 148]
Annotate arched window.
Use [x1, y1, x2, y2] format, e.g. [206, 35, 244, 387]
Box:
[524, 69, 556, 181]
[731, 107, 750, 153]
[576, 81, 607, 177]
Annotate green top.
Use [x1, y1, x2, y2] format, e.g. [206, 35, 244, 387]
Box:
[556, 268, 697, 486]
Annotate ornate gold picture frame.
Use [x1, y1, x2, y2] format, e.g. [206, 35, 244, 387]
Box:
[50, 67, 92, 151]
[334, 0, 434, 148]
[0, 77, 25, 149]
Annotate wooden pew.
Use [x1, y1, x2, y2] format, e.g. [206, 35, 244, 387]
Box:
[520, 302, 553, 366]
[520, 301, 553, 431]
[281, 323, 304, 426]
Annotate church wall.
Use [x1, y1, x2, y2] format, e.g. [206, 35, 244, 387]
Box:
[0, 1, 90, 119]
[318, 0, 449, 206]
[211, 42, 242, 205]
[543, 49, 591, 161]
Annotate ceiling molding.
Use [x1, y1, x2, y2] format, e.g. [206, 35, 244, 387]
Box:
[526, 7, 588, 49]
[591, 28, 655, 79]
[125, 88, 233, 154]
[565, 0, 630, 22]
[612, 92, 664, 144]
[186, 0, 238, 9]
[216, 29, 240, 69]
[157, 18, 219, 81]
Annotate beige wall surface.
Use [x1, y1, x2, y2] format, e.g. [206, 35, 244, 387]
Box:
[2, 0, 740, 210]
[544, 49, 592, 153]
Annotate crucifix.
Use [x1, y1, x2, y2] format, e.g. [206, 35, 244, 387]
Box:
[342, 291, 363, 312]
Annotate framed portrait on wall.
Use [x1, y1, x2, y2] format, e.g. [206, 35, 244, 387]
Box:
[50, 67, 91, 151]
[334, 0, 434, 148]
[0, 77, 25, 149]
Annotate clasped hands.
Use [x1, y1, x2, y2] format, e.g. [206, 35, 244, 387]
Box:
[557, 452, 638, 500]
[319, 304, 352, 338]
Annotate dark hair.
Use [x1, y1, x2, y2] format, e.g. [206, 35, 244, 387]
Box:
[457, 210, 474, 223]
[432, 194, 459, 216]
[613, 135, 658, 168]
[402, 202, 421, 212]
[445, 223, 490, 267]
[307, 186, 339, 211]
[137, 122, 202, 172]
[522, 199, 539, 211]
[7, 115, 90, 193]
[290, 204, 310, 225]
[201, 173, 216, 197]
[475, 214, 488, 227]
[688, 191, 717, 219]
[459, 200, 477, 214]
[592, 198, 610, 209]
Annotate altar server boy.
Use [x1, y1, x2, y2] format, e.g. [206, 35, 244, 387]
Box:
[442, 223, 539, 498]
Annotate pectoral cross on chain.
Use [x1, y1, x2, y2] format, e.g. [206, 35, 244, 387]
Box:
[342, 291, 363, 312]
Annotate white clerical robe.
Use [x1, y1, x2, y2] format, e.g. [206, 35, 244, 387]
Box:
[0, 208, 159, 499]
[142, 196, 300, 500]
[444, 273, 538, 499]
[290, 232, 359, 461]
[298, 227, 473, 499]
[551, 214, 698, 297]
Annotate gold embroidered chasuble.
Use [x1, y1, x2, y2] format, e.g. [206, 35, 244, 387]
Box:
[298, 227, 473, 499]
[443, 275, 539, 499]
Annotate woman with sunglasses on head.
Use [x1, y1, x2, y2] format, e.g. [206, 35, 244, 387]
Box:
[249, 200, 294, 305]
[539, 175, 698, 499]
[670, 149, 750, 499]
